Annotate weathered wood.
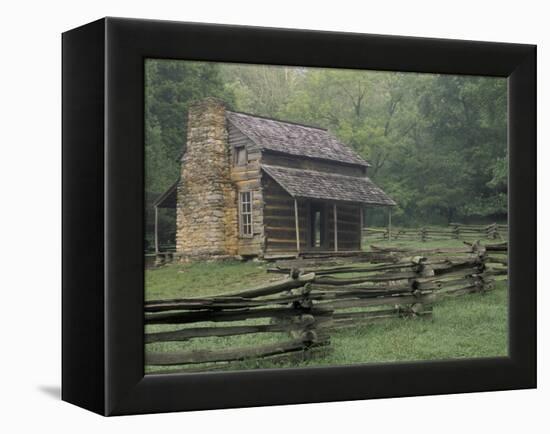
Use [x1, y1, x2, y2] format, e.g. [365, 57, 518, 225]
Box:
[153, 345, 333, 374]
[145, 305, 333, 325]
[146, 334, 330, 365]
[370, 245, 474, 255]
[267, 238, 307, 244]
[485, 242, 508, 252]
[145, 315, 321, 343]
[218, 272, 316, 298]
[145, 293, 308, 312]
[315, 293, 436, 310]
[314, 270, 418, 285]
[277, 263, 418, 276]
[308, 286, 414, 299]
[265, 226, 306, 234]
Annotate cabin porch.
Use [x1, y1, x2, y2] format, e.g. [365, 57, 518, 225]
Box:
[261, 165, 395, 257]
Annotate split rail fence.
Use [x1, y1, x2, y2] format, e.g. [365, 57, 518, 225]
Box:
[363, 223, 508, 242]
[145, 241, 508, 372]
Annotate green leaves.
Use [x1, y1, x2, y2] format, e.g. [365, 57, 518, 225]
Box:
[145, 61, 507, 226]
[145, 59, 235, 194]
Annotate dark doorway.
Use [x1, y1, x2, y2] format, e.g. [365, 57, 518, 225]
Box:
[309, 202, 327, 249]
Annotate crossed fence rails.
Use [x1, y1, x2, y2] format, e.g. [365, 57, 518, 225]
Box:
[145, 241, 508, 372]
[363, 223, 508, 242]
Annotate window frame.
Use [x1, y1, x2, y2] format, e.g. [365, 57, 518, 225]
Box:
[234, 145, 247, 167]
[238, 190, 253, 238]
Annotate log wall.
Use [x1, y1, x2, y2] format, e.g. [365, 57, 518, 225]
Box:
[228, 122, 264, 256]
[262, 152, 366, 177]
[263, 174, 307, 253]
[327, 204, 362, 251]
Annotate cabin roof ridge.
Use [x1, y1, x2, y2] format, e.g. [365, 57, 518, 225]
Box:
[226, 109, 327, 131]
[225, 110, 370, 167]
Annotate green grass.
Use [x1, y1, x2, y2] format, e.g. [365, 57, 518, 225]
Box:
[144, 237, 508, 374]
[145, 260, 275, 300]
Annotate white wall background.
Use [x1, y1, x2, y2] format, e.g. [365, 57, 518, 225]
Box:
[0, 0, 545, 431]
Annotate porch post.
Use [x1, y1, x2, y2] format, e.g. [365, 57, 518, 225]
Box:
[359, 206, 364, 250]
[154, 205, 159, 254]
[294, 199, 300, 253]
[388, 207, 392, 242]
[333, 203, 338, 252]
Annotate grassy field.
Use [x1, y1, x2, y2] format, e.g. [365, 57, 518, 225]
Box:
[145, 260, 275, 300]
[145, 237, 508, 374]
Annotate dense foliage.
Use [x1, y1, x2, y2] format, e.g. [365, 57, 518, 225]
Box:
[145, 60, 507, 231]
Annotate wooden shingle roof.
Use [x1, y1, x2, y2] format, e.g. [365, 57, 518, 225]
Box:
[262, 165, 396, 206]
[226, 111, 369, 167]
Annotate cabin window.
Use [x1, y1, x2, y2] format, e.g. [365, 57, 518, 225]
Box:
[234, 146, 247, 166]
[239, 191, 253, 237]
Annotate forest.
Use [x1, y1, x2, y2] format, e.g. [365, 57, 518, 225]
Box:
[145, 59, 507, 239]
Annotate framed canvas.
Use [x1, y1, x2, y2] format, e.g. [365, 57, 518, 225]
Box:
[62, 17, 536, 416]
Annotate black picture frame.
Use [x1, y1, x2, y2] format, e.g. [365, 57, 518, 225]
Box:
[62, 17, 536, 416]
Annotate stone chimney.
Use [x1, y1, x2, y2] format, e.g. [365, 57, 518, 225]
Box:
[176, 98, 238, 257]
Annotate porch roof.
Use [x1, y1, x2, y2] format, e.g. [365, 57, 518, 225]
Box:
[153, 180, 178, 208]
[262, 164, 396, 206]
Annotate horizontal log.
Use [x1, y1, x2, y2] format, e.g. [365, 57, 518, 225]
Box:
[266, 238, 306, 245]
[225, 273, 315, 298]
[273, 262, 417, 276]
[417, 276, 482, 291]
[145, 315, 322, 343]
[152, 345, 333, 374]
[485, 243, 508, 252]
[370, 245, 475, 255]
[145, 305, 332, 325]
[264, 199, 295, 208]
[145, 334, 330, 365]
[315, 293, 436, 310]
[484, 269, 508, 277]
[308, 287, 414, 299]
[265, 204, 302, 212]
[273, 254, 378, 270]
[485, 256, 508, 265]
[145, 293, 307, 312]
[314, 270, 417, 285]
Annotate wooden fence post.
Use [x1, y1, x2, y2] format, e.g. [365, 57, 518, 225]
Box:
[453, 224, 460, 239]
[421, 227, 427, 242]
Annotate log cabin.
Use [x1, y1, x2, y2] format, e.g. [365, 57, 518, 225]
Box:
[154, 97, 395, 259]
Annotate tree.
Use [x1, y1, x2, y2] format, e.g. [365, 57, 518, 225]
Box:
[145, 60, 508, 227]
[220, 64, 304, 118]
[145, 60, 235, 193]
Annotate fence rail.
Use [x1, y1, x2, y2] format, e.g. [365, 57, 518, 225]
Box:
[363, 223, 508, 242]
[145, 241, 508, 372]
